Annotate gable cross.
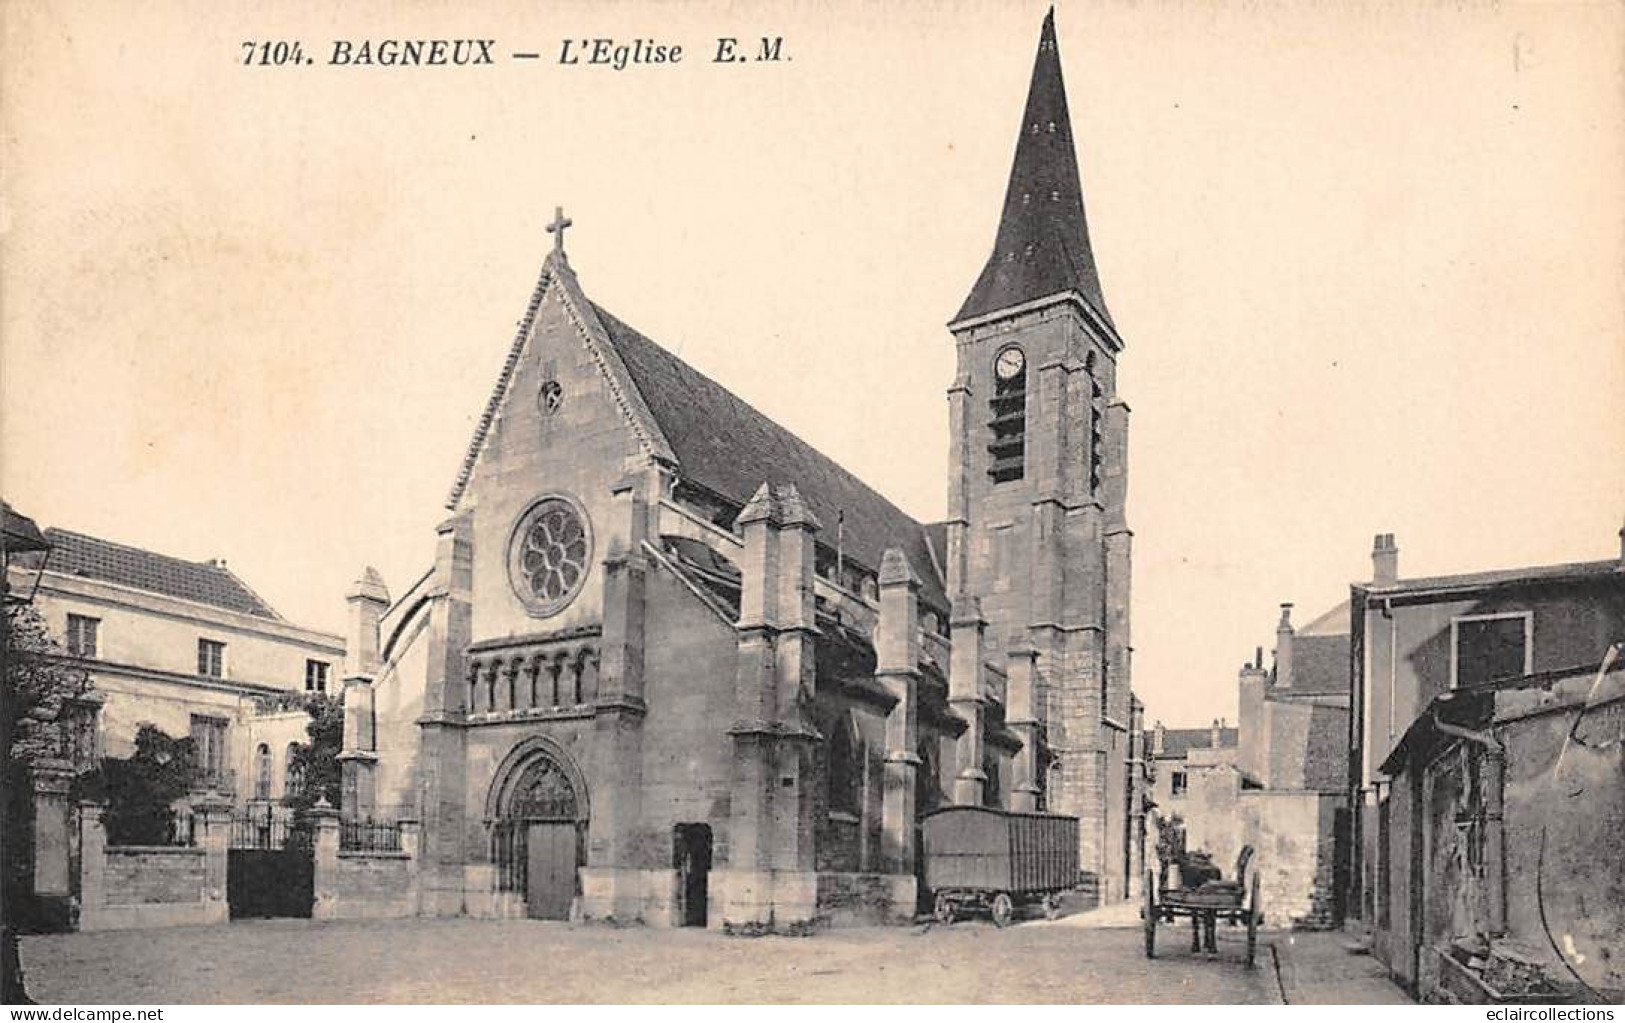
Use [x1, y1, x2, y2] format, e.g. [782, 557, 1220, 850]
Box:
[546, 206, 573, 256]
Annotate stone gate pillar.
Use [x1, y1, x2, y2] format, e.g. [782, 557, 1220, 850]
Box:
[29, 759, 74, 899]
[77, 802, 107, 930]
[306, 797, 342, 920]
[196, 791, 233, 924]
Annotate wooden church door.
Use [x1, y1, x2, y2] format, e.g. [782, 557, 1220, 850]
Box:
[526, 822, 576, 920]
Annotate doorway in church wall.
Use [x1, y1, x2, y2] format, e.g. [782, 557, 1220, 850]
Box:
[490, 742, 587, 921]
[673, 823, 712, 927]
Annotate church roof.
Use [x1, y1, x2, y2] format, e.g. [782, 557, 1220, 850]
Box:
[955, 8, 1114, 330]
[41, 527, 283, 620]
[593, 304, 950, 613]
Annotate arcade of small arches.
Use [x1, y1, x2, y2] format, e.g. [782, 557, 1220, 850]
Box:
[466, 643, 600, 716]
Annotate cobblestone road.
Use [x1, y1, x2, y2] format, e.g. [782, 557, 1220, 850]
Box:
[21, 917, 1281, 1004]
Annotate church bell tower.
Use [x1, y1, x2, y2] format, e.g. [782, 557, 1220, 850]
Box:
[942, 8, 1134, 899]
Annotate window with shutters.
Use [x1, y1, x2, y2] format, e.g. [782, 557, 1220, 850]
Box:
[190, 715, 229, 789]
[66, 614, 99, 659]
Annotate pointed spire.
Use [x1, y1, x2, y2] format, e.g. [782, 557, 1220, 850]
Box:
[954, 8, 1113, 328]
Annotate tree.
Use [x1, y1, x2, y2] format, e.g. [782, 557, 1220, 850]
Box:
[3, 601, 92, 1003]
[283, 692, 343, 811]
[74, 726, 194, 845]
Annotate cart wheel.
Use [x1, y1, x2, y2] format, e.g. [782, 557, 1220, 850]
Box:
[1043, 893, 1062, 921]
[1245, 876, 1260, 968]
[1142, 870, 1157, 958]
[990, 893, 1014, 928]
[933, 891, 955, 926]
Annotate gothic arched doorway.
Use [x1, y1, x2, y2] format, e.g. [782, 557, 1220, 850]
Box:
[489, 741, 588, 920]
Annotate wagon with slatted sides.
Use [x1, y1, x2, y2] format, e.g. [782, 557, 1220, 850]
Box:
[921, 806, 1078, 927]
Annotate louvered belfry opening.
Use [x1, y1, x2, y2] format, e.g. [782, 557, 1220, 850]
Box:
[988, 356, 1027, 483]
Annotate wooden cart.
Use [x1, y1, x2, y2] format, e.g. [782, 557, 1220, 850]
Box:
[921, 806, 1078, 927]
[1142, 845, 1262, 967]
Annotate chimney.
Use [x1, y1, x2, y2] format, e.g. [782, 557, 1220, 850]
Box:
[1211, 718, 1222, 749]
[1275, 603, 1295, 689]
[1152, 720, 1166, 756]
[1372, 532, 1399, 586]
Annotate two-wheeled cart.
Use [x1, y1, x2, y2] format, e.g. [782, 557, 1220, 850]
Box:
[1142, 846, 1262, 967]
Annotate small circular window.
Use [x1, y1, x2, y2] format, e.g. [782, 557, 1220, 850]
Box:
[508, 496, 592, 616]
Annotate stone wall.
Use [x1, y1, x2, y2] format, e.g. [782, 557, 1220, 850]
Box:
[814, 872, 916, 927]
[78, 802, 229, 932]
[320, 852, 416, 919]
[1236, 790, 1341, 930]
[312, 813, 421, 921]
[104, 847, 206, 904]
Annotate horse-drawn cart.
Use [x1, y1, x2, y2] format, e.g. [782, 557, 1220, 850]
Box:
[921, 806, 1078, 927]
[1142, 845, 1262, 966]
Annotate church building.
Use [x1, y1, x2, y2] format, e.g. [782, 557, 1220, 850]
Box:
[339, 10, 1142, 928]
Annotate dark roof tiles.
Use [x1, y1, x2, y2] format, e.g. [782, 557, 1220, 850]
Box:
[593, 304, 949, 612]
[1148, 726, 1239, 760]
[955, 9, 1113, 327]
[42, 528, 282, 620]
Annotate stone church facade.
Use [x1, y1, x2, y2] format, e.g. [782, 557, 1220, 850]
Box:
[339, 11, 1143, 928]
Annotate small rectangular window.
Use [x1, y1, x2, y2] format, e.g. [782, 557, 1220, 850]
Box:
[1452, 613, 1530, 688]
[66, 614, 100, 659]
[197, 638, 226, 678]
[1171, 770, 1188, 796]
[190, 715, 228, 789]
[305, 659, 330, 694]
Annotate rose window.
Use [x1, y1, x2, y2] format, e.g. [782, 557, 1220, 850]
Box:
[508, 497, 591, 615]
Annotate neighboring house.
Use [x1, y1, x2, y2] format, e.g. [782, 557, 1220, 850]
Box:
[1235, 602, 1349, 929]
[1145, 600, 1351, 930]
[1374, 653, 1624, 1002]
[1348, 527, 1625, 998]
[7, 526, 345, 804]
[1145, 719, 1239, 871]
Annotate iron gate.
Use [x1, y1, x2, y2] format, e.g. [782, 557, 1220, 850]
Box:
[227, 809, 313, 919]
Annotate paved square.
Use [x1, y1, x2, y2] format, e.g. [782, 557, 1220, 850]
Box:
[22, 918, 1282, 1003]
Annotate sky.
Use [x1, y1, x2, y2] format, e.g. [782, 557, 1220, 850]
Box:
[3, 0, 1622, 730]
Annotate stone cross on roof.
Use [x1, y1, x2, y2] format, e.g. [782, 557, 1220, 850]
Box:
[546, 205, 572, 256]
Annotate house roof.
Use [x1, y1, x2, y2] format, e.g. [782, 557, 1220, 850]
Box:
[954, 9, 1114, 330]
[1377, 658, 1623, 777]
[1147, 726, 1238, 760]
[593, 304, 950, 613]
[1364, 559, 1622, 600]
[1283, 632, 1350, 697]
[1296, 599, 1350, 637]
[41, 528, 282, 620]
